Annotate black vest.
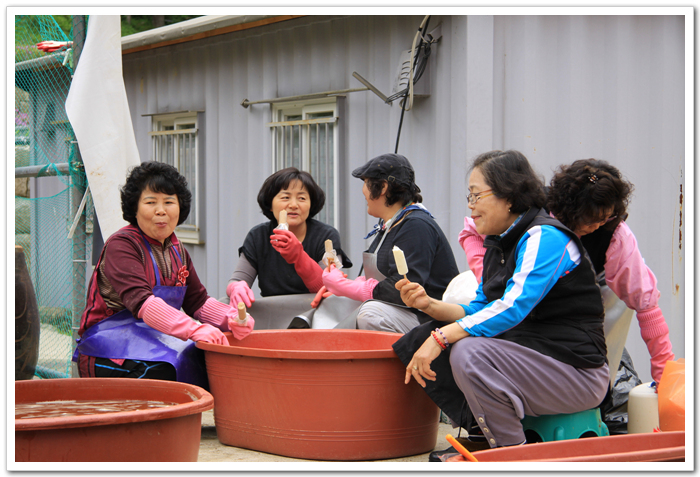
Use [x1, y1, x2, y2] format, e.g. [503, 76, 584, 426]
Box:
[481, 207, 606, 368]
[392, 208, 608, 428]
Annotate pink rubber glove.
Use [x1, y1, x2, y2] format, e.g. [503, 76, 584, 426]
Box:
[139, 296, 228, 345]
[195, 297, 234, 332]
[310, 271, 349, 308]
[227, 280, 255, 308]
[322, 265, 378, 302]
[458, 216, 486, 283]
[270, 229, 305, 263]
[311, 286, 332, 308]
[270, 229, 324, 292]
[228, 314, 256, 341]
[637, 307, 676, 383]
[190, 325, 229, 344]
[194, 297, 255, 340]
[195, 297, 255, 340]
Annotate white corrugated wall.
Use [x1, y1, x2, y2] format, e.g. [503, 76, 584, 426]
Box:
[489, 15, 686, 382]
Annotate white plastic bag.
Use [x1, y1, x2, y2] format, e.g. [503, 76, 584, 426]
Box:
[442, 271, 478, 305]
[322, 250, 343, 270]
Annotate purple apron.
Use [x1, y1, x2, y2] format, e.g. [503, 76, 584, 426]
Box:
[73, 233, 208, 389]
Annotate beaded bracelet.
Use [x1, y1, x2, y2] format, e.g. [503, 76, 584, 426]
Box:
[435, 328, 449, 348]
[431, 331, 447, 350]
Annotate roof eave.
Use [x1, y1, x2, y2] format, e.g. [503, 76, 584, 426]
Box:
[121, 14, 304, 55]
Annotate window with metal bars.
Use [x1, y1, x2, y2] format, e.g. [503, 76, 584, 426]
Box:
[149, 113, 201, 244]
[269, 100, 338, 228]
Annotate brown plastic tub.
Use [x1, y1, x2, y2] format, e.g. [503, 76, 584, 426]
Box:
[197, 329, 439, 461]
[15, 378, 213, 462]
[447, 431, 685, 462]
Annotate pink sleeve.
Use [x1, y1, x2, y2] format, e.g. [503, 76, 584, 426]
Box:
[458, 216, 486, 283]
[605, 221, 674, 382]
[604, 221, 660, 311]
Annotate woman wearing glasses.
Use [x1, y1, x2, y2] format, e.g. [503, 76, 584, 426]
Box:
[460, 158, 675, 385]
[393, 150, 609, 457]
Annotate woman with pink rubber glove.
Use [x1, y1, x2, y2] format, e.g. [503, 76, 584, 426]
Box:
[75, 162, 253, 389]
[458, 159, 675, 384]
[322, 153, 459, 333]
[227, 168, 351, 324]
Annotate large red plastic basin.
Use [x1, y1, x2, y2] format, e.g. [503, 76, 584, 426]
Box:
[15, 378, 213, 462]
[448, 431, 685, 462]
[197, 330, 440, 461]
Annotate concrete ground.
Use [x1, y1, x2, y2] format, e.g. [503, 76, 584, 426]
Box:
[197, 409, 457, 463]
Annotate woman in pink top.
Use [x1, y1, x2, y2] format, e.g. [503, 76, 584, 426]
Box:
[459, 159, 674, 383]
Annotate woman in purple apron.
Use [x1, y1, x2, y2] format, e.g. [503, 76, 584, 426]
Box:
[75, 162, 254, 389]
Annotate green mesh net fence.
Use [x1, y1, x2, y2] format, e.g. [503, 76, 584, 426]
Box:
[15, 15, 93, 379]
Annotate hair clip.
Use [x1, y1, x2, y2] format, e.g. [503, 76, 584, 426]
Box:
[589, 174, 598, 184]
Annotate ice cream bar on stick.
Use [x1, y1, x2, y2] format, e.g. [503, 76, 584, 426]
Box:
[236, 302, 248, 325]
[276, 210, 289, 230]
[325, 239, 334, 269]
[393, 245, 408, 279]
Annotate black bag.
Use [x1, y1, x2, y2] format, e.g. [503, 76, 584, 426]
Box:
[600, 348, 642, 434]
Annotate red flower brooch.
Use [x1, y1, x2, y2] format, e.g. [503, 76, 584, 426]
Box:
[177, 266, 189, 286]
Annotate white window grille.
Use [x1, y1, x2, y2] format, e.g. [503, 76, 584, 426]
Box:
[149, 113, 201, 244]
[269, 100, 339, 228]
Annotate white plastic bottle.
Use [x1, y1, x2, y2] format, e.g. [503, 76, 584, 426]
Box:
[627, 382, 659, 434]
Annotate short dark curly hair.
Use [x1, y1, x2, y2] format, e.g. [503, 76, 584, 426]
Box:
[120, 161, 192, 227]
[470, 150, 546, 214]
[364, 177, 423, 207]
[547, 159, 633, 231]
[257, 168, 325, 221]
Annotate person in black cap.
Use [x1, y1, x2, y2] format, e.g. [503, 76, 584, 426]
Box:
[320, 153, 459, 333]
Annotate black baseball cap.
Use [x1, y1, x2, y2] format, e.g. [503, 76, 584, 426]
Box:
[351, 153, 416, 187]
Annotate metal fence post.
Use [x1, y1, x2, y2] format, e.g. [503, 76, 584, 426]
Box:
[70, 15, 87, 378]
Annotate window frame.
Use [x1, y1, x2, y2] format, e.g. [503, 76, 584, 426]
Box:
[149, 112, 202, 244]
[269, 98, 339, 229]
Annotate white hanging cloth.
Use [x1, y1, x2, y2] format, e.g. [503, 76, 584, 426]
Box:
[65, 15, 141, 241]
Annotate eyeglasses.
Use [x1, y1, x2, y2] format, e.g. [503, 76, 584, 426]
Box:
[585, 215, 617, 227]
[467, 189, 493, 205]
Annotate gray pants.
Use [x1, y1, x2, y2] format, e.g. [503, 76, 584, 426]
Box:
[450, 337, 609, 447]
[356, 301, 420, 333]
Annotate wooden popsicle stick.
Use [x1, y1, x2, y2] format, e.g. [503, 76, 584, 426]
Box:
[237, 302, 247, 322]
[278, 210, 287, 226]
[325, 239, 334, 269]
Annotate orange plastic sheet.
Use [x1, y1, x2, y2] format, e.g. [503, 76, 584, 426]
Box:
[658, 358, 685, 431]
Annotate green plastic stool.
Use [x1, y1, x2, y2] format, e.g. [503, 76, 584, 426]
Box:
[521, 408, 609, 443]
